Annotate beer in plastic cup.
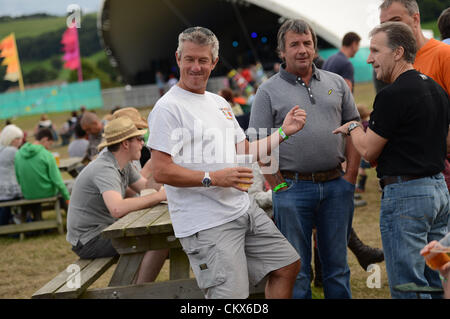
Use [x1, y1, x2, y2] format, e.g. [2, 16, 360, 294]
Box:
[53, 152, 60, 166]
[236, 154, 253, 190]
[424, 237, 450, 270]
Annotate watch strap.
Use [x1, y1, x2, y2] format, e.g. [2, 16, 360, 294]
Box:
[347, 122, 361, 136]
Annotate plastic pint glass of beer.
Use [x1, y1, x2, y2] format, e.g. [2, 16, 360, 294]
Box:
[235, 154, 254, 191]
[52, 152, 60, 166]
[424, 235, 450, 270]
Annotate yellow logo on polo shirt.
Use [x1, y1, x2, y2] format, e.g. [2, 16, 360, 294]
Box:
[328, 89, 333, 95]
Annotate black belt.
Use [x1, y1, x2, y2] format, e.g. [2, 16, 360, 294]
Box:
[379, 175, 425, 189]
[281, 166, 342, 183]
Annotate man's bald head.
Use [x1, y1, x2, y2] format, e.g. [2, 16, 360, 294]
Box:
[80, 111, 103, 135]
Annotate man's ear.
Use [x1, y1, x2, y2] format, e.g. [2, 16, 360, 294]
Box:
[211, 57, 219, 70]
[279, 50, 286, 62]
[121, 139, 130, 150]
[394, 46, 405, 61]
[412, 12, 421, 29]
[175, 51, 181, 68]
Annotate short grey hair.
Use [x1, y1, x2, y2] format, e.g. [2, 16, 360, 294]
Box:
[369, 21, 417, 63]
[176, 27, 219, 61]
[277, 19, 317, 59]
[379, 0, 420, 16]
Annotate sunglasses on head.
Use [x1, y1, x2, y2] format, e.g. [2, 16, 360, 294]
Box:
[183, 26, 214, 36]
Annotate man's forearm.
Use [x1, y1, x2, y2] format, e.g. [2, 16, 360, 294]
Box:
[343, 136, 361, 184]
[246, 129, 284, 162]
[111, 192, 164, 218]
[154, 163, 204, 187]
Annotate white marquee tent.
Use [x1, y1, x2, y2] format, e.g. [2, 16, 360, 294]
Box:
[244, 0, 383, 48]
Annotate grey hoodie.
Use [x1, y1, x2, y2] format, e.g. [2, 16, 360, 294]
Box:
[0, 145, 22, 200]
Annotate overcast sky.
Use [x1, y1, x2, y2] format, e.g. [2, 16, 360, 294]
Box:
[0, 0, 102, 16]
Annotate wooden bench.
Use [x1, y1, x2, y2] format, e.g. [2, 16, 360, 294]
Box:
[81, 277, 266, 299]
[32, 256, 118, 299]
[0, 196, 63, 240]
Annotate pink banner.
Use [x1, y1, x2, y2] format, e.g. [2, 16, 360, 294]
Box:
[61, 25, 82, 79]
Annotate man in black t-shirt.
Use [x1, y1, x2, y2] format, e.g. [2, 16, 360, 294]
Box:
[334, 22, 450, 299]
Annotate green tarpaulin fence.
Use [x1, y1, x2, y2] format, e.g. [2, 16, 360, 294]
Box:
[0, 79, 103, 119]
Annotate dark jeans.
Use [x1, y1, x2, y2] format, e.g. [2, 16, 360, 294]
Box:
[273, 176, 354, 299]
[0, 207, 11, 225]
[72, 235, 119, 259]
[0, 197, 22, 225]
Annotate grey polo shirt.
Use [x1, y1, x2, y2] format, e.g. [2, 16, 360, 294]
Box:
[249, 64, 359, 173]
[66, 150, 141, 246]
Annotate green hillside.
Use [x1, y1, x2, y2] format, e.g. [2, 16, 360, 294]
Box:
[0, 13, 122, 91]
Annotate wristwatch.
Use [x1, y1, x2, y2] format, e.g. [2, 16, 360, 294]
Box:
[202, 172, 212, 187]
[347, 122, 361, 136]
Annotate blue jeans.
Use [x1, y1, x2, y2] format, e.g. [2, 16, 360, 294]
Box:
[380, 174, 449, 299]
[273, 176, 354, 299]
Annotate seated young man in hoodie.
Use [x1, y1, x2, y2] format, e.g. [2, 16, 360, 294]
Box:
[15, 128, 70, 221]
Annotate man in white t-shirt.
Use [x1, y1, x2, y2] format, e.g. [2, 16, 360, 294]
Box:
[148, 26, 307, 299]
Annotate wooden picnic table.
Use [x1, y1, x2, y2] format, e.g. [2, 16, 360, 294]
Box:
[80, 200, 205, 298]
[32, 191, 266, 298]
[102, 202, 190, 283]
[58, 157, 84, 177]
[0, 196, 63, 240]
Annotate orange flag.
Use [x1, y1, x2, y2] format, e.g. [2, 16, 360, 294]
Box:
[0, 33, 24, 90]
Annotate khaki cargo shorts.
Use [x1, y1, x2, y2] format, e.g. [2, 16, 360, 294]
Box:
[179, 202, 300, 299]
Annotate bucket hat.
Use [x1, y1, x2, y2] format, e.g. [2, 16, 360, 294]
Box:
[112, 107, 148, 129]
[97, 117, 146, 151]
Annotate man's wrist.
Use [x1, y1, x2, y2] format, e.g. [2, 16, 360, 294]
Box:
[201, 171, 212, 187]
[279, 127, 289, 141]
[347, 122, 362, 136]
[208, 171, 216, 187]
[273, 182, 288, 192]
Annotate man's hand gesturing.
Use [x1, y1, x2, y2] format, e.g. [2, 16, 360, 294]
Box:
[281, 105, 307, 136]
